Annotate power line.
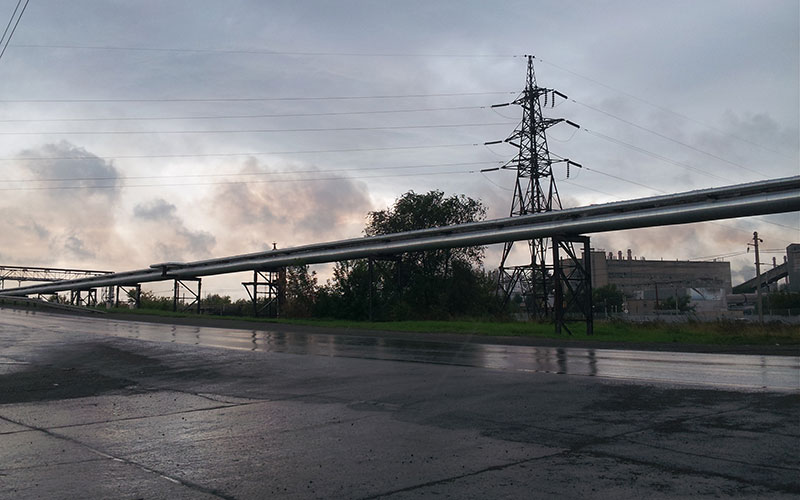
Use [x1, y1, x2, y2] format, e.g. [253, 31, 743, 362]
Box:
[0, 142, 479, 162]
[0, 168, 485, 192]
[0, 90, 515, 104]
[562, 175, 797, 238]
[549, 152, 799, 236]
[1, 160, 502, 184]
[755, 219, 800, 232]
[560, 179, 621, 199]
[0, 1, 23, 52]
[0, 0, 29, 63]
[572, 100, 770, 178]
[535, 55, 788, 158]
[0, 104, 486, 123]
[0, 121, 515, 136]
[11, 43, 517, 58]
[692, 249, 790, 261]
[573, 165, 664, 194]
[581, 128, 738, 182]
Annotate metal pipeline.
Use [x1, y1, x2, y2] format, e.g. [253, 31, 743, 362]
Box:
[2, 176, 798, 297]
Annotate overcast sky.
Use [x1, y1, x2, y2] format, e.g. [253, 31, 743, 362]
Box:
[0, 0, 797, 296]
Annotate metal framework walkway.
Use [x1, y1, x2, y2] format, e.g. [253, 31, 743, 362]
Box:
[0, 265, 111, 289]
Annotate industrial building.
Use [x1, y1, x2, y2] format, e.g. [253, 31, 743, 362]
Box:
[590, 249, 732, 318]
[590, 243, 799, 318]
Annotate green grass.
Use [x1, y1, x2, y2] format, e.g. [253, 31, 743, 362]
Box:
[104, 307, 800, 346]
[283, 318, 799, 345]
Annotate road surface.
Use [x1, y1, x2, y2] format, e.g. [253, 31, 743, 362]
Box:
[0, 307, 798, 498]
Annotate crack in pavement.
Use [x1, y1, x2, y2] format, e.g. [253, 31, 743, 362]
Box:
[355, 452, 568, 500]
[360, 402, 794, 498]
[583, 449, 800, 495]
[620, 437, 800, 472]
[0, 456, 106, 473]
[0, 413, 238, 499]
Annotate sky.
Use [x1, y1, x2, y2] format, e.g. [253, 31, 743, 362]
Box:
[0, 0, 798, 298]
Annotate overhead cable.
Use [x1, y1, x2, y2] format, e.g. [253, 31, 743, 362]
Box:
[548, 154, 798, 235]
[0, 160, 503, 184]
[582, 128, 742, 182]
[535, 56, 788, 158]
[11, 43, 516, 58]
[0, 90, 516, 104]
[0, 142, 479, 162]
[0, 121, 515, 136]
[0, 168, 485, 192]
[0, 0, 30, 63]
[0, 104, 486, 123]
[573, 100, 771, 178]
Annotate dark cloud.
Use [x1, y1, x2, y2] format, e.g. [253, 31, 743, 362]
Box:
[133, 198, 177, 220]
[63, 235, 95, 260]
[17, 141, 121, 198]
[132, 198, 216, 262]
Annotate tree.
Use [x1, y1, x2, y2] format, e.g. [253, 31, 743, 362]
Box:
[656, 295, 695, 313]
[365, 190, 486, 270]
[325, 190, 495, 320]
[203, 294, 233, 315]
[283, 265, 318, 318]
[592, 284, 625, 314]
[137, 290, 172, 311]
[764, 291, 800, 315]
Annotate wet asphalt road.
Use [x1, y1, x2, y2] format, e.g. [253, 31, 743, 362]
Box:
[4, 309, 797, 391]
[0, 307, 798, 499]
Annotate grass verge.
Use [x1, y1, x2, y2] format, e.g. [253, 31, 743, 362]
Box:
[105, 308, 800, 346]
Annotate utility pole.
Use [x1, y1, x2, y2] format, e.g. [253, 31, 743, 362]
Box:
[748, 231, 764, 324]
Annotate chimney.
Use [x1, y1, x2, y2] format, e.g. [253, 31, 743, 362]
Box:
[618, 250, 623, 260]
[627, 249, 632, 261]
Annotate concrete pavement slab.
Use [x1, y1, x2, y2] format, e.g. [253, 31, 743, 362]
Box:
[0, 429, 100, 469]
[378, 451, 792, 499]
[0, 459, 223, 500]
[0, 390, 258, 429]
[55, 400, 563, 499]
[1, 309, 798, 498]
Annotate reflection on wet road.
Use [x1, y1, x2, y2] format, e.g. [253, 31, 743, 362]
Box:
[2, 309, 798, 391]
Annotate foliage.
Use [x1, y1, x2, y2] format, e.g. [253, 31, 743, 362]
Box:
[365, 190, 486, 267]
[47, 293, 66, 304]
[592, 284, 625, 313]
[137, 290, 173, 311]
[319, 190, 498, 320]
[764, 291, 800, 315]
[655, 294, 696, 312]
[283, 265, 318, 318]
[275, 318, 800, 346]
[202, 294, 252, 316]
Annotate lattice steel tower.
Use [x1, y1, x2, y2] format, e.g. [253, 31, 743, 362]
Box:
[496, 55, 579, 319]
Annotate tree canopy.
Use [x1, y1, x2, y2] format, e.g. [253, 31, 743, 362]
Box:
[316, 190, 497, 320]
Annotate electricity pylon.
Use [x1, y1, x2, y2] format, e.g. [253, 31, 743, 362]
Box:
[492, 55, 581, 320]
